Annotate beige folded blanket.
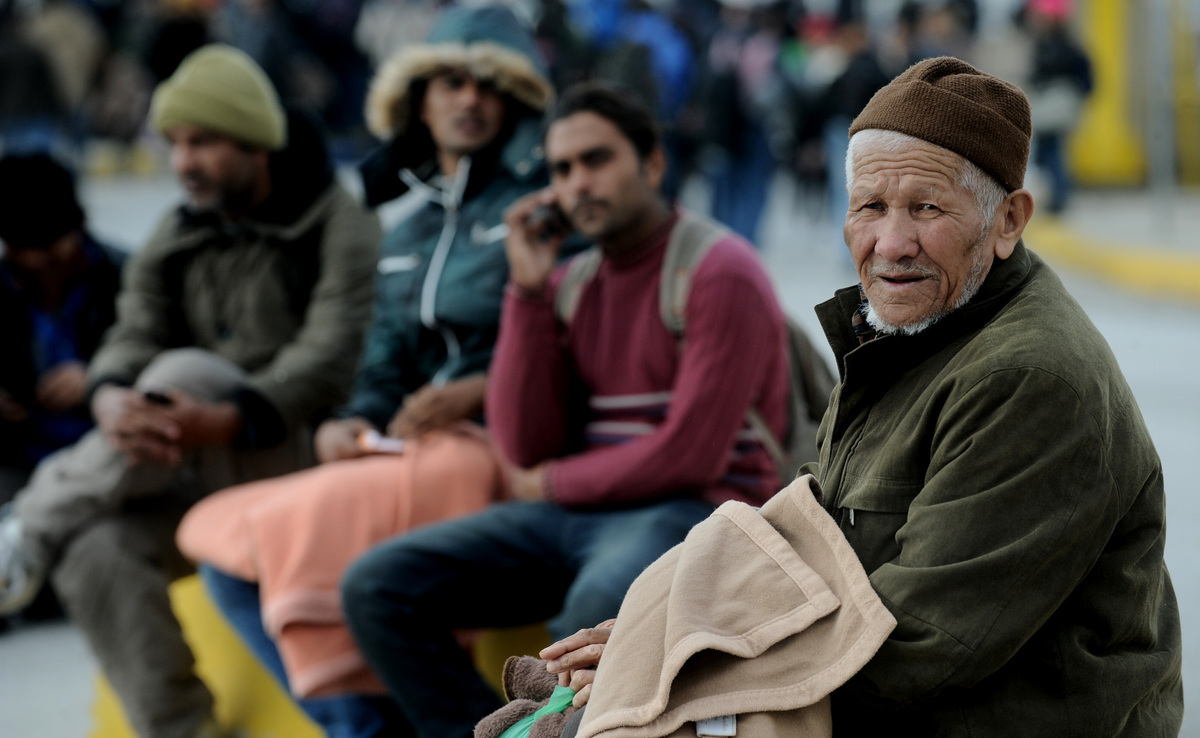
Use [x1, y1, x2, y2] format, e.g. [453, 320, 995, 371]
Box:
[577, 474, 895, 738]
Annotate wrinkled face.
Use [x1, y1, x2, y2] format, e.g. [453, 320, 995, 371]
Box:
[845, 138, 998, 334]
[420, 69, 507, 158]
[545, 111, 663, 245]
[166, 126, 267, 213]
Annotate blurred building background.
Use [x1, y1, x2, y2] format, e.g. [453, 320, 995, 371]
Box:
[2, 0, 1198, 213]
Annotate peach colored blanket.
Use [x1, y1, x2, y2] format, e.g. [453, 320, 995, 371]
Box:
[177, 426, 506, 697]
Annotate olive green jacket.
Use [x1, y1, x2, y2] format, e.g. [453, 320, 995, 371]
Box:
[89, 120, 380, 446]
[804, 242, 1183, 736]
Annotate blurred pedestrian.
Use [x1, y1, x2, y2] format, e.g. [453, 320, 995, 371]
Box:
[1025, 0, 1091, 214]
[0, 2, 71, 157]
[812, 6, 888, 254]
[700, 0, 792, 246]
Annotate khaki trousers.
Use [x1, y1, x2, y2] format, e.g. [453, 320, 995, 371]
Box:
[14, 349, 313, 738]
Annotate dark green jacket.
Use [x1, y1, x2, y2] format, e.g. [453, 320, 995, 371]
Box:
[88, 113, 381, 446]
[806, 242, 1183, 736]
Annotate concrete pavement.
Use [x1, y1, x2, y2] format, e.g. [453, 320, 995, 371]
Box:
[1023, 186, 1200, 303]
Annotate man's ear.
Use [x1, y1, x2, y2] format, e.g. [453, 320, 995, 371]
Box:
[643, 146, 667, 192]
[993, 189, 1034, 260]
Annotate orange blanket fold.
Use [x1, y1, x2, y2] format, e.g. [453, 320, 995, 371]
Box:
[177, 426, 505, 697]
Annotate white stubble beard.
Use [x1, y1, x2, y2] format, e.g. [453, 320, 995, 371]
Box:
[863, 235, 993, 336]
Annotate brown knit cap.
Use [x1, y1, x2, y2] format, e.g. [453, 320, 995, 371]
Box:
[849, 56, 1031, 192]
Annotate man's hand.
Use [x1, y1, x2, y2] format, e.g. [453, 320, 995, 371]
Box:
[503, 189, 568, 292]
[152, 390, 242, 451]
[540, 619, 616, 708]
[92, 385, 182, 465]
[508, 463, 548, 502]
[387, 375, 487, 439]
[36, 361, 88, 412]
[92, 386, 241, 465]
[314, 416, 374, 463]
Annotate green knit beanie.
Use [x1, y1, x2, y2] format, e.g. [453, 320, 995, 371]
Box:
[150, 44, 287, 151]
[849, 56, 1031, 192]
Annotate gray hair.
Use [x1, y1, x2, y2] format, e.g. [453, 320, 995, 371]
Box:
[845, 129, 1008, 238]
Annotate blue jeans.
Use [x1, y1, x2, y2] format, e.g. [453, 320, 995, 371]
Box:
[198, 565, 412, 738]
[1034, 132, 1070, 214]
[341, 498, 715, 738]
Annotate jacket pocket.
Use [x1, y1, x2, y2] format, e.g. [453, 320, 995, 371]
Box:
[836, 474, 921, 574]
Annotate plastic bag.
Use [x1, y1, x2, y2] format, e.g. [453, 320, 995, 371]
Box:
[497, 685, 576, 738]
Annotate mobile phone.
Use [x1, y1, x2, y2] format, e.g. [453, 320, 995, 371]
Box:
[526, 203, 571, 242]
[357, 429, 406, 454]
[143, 390, 174, 407]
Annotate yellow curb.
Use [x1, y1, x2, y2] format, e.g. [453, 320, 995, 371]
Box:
[1023, 216, 1200, 303]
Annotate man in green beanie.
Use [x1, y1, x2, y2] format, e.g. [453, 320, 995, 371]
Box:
[0, 44, 380, 738]
[805, 56, 1182, 734]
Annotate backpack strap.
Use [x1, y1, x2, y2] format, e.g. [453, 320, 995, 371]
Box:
[658, 213, 793, 475]
[745, 406, 788, 478]
[658, 212, 732, 334]
[552, 246, 603, 325]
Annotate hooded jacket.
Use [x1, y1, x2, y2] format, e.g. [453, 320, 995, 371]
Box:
[87, 112, 381, 446]
[806, 242, 1183, 735]
[340, 5, 555, 427]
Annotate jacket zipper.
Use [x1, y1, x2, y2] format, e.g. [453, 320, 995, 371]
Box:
[419, 157, 472, 387]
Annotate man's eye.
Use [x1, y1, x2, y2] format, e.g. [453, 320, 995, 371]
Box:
[918, 203, 940, 212]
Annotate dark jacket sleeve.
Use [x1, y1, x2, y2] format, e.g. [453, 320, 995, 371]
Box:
[846, 367, 1132, 705]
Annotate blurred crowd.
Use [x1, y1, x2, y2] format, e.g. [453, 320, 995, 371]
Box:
[0, 0, 1092, 224]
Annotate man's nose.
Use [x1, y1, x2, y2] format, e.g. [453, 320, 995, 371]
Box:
[872, 211, 921, 262]
[561, 165, 593, 199]
[458, 80, 484, 107]
[170, 144, 195, 175]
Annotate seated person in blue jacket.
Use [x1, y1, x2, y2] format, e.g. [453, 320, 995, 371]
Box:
[0, 153, 124, 508]
[0, 153, 124, 624]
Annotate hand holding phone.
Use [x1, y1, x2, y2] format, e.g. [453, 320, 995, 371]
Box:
[504, 190, 570, 292]
[526, 203, 571, 243]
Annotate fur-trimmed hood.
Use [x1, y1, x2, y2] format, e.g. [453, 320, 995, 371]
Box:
[364, 4, 552, 140]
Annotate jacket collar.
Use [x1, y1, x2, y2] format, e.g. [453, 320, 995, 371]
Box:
[359, 114, 545, 208]
[816, 240, 1035, 378]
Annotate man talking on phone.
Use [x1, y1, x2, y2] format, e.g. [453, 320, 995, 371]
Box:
[0, 45, 379, 738]
[340, 82, 801, 737]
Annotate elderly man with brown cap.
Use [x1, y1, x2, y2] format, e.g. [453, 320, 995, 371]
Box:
[541, 57, 1183, 738]
[799, 56, 1183, 734]
[0, 44, 379, 738]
